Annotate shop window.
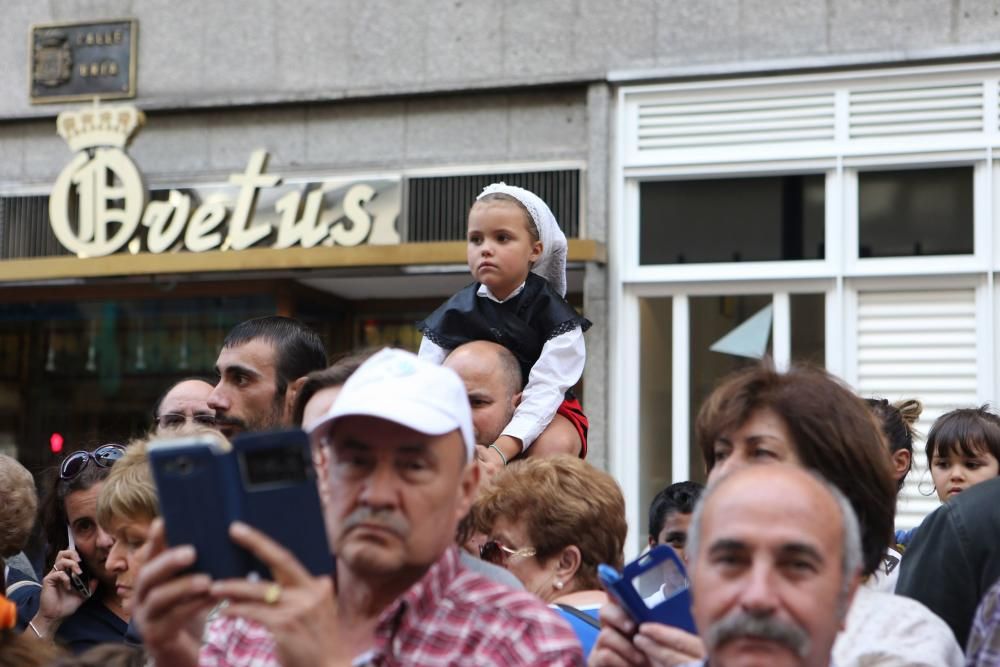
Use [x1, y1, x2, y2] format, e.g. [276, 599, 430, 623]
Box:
[639, 175, 825, 265]
[790, 293, 826, 367]
[858, 166, 973, 258]
[638, 297, 673, 521]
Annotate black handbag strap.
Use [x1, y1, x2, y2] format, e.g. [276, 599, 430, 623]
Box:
[555, 603, 600, 629]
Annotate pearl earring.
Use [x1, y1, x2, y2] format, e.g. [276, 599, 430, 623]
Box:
[554, 581, 564, 590]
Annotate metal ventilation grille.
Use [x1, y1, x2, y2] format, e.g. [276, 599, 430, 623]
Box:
[855, 288, 979, 528]
[635, 92, 836, 152]
[0, 195, 71, 259]
[406, 170, 580, 242]
[849, 83, 984, 139]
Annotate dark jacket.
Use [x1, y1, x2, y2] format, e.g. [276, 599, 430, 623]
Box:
[896, 475, 1000, 647]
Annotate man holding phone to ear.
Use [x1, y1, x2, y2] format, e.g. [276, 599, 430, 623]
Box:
[133, 348, 583, 666]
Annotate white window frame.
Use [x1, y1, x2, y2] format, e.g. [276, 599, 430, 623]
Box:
[612, 60, 1000, 559]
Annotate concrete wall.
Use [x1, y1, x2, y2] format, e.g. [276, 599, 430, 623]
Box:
[0, 88, 589, 187]
[6, 1, 1000, 119]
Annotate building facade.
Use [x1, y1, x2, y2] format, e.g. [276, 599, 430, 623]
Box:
[3, 1, 1000, 555]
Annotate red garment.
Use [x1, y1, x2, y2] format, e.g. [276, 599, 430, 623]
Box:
[200, 547, 584, 666]
[557, 396, 589, 459]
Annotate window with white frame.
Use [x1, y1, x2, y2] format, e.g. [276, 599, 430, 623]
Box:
[614, 61, 998, 556]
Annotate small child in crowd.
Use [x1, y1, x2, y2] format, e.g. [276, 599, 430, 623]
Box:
[926, 405, 1000, 503]
[417, 183, 591, 467]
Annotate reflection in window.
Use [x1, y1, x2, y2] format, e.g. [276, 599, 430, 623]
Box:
[639, 175, 825, 265]
[858, 167, 973, 258]
[688, 294, 773, 480]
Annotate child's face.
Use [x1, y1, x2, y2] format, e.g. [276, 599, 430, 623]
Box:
[931, 445, 999, 502]
[466, 201, 542, 301]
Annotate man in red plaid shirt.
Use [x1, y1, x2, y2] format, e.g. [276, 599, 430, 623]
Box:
[133, 347, 584, 666]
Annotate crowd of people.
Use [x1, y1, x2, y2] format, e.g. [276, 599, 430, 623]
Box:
[2, 184, 1000, 666]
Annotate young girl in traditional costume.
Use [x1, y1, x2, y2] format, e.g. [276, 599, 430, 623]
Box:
[417, 183, 591, 467]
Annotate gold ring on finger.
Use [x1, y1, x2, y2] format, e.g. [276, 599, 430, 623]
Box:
[264, 583, 282, 605]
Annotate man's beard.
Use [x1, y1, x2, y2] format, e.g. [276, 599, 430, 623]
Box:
[705, 610, 811, 659]
[215, 393, 285, 435]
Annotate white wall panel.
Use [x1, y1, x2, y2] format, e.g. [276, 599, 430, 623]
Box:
[856, 288, 979, 528]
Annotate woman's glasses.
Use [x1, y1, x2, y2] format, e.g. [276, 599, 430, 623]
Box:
[154, 413, 217, 429]
[479, 540, 537, 566]
[59, 444, 126, 481]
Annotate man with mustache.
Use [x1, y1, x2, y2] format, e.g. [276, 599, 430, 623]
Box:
[207, 316, 327, 439]
[679, 464, 861, 667]
[131, 348, 583, 666]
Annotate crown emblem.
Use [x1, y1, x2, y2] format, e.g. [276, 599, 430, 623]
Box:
[56, 102, 145, 152]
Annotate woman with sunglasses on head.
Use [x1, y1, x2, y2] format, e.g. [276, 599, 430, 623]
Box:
[470, 455, 627, 659]
[15, 444, 128, 654]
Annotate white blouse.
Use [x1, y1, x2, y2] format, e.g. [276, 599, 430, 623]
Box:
[833, 586, 964, 667]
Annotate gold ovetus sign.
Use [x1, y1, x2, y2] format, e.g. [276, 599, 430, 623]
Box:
[48, 103, 403, 258]
[49, 102, 147, 258]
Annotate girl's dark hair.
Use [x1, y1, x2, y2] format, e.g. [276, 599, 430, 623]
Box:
[696, 362, 897, 577]
[38, 449, 114, 572]
[925, 405, 1000, 470]
[866, 398, 922, 492]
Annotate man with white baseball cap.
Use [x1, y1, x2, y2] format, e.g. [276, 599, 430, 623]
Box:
[133, 348, 583, 667]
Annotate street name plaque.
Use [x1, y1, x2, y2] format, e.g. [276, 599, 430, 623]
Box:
[30, 19, 137, 104]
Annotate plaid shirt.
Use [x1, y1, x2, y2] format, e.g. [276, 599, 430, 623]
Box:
[968, 577, 1000, 666]
[200, 546, 584, 666]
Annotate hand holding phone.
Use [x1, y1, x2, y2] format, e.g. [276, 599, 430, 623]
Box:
[598, 545, 696, 634]
[65, 527, 94, 599]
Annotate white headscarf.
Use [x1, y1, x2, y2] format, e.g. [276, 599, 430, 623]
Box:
[476, 182, 568, 297]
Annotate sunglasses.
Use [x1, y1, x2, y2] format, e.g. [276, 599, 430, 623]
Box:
[479, 540, 536, 566]
[59, 444, 126, 481]
[154, 413, 218, 429]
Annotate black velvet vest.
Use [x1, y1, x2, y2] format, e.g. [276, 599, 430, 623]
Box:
[417, 272, 591, 387]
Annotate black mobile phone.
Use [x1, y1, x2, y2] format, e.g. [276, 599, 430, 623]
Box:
[150, 430, 333, 581]
[65, 526, 93, 599]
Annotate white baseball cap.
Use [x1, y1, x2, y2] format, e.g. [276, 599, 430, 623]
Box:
[310, 348, 475, 460]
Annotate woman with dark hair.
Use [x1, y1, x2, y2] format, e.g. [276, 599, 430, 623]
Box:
[865, 397, 922, 493]
[14, 445, 129, 654]
[864, 397, 922, 583]
[590, 363, 962, 667]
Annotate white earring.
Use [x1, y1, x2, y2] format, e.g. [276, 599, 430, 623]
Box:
[554, 580, 564, 590]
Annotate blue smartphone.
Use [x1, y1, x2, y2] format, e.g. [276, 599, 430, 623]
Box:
[149, 429, 333, 581]
[598, 545, 696, 634]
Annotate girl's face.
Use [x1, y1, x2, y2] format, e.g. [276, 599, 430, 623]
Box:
[466, 201, 542, 301]
[931, 446, 1000, 502]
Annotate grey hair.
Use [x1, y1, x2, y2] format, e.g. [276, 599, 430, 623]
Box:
[686, 467, 862, 611]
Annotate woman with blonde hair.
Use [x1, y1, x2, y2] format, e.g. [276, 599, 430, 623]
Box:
[471, 455, 626, 659]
